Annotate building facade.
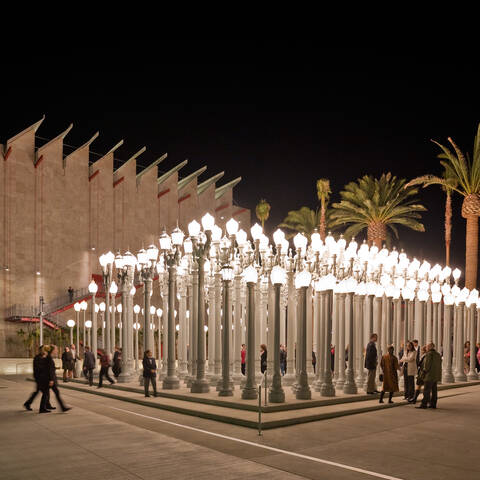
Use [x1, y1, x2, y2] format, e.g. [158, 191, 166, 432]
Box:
[0, 118, 250, 356]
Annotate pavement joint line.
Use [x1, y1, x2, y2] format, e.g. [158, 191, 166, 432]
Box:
[109, 405, 405, 480]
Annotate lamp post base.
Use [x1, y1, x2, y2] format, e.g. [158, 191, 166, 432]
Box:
[467, 371, 479, 381]
[454, 372, 467, 382]
[241, 386, 258, 400]
[268, 388, 285, 403]
[282, 372, 296, 386]
[162, 376, 180, 389]
[443, 371, 455, 383]
[295, 385, 311, 400]
[191, 378, 210, 393]
[320, 382, 336, 397]
[343, 381, 358, 395]
[117, 371, 133, 383]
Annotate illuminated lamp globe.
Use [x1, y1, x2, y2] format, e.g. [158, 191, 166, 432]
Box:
[137, 248, 148, 265]
[156, 308, 163, 317]
[88, 280, 98, 294]
[270, 265, 286, 285]
[444, 294, 454, 306]
[385, 284, 396, 298]
[146, 244, 159, 261]
[417, 289, 429, 302]
[337, 236, 346, 251]
[394, 276, 405, 289]
[80, 300, 88, 311]
[110, 281, 118, 295]
[441, 283, 451, 296]
[212, 225, 222, 242]
[293, 233, 307, 252]
[281, 238, 289, 253]
[67, 319, 75, 328]
[243, 265, 258, 284]
[183, 237, 193, 254]
[452, 268, 461, 281]
[94, 304, 99, 313]
[226, 218, 239, 236]
[295, 270, 311, 289]
[236, 229, 247, 246]
[431, 281, 440, 293]
[99, 302, 106, 312]
[201, 213, 215, 231]
[325, 232, 335, 248]
[171, 227, 185, 246]
[273, 228, 285, 246]
[116, 304, 122, 313]
[222, 267, 234, 282]
[133, 304, 141, 315]
[311, 231, 322, 252]
[159, 231, 172, 251]
[442, 266, 452, 279]
[345, 277, 357, 293]
[150, 306, 156, 315]
[204, 325, 208, 332]
[188, 220, 201, 237]
[259, 234, 269, 251]
[366, 282, 377, 296]
[114, 252, 124, 269]
[74, 302, 81, 312]
[85, 320, 92, 328]
[130, 287, 136, 296]
[432, 291, 442, 303]
[250, 223, 263, 241]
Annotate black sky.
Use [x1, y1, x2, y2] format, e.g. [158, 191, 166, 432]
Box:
[2, 47, 479, 278]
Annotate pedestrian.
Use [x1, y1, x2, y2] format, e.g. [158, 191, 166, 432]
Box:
[464, 341, 471, 374]
[312, 350, 316, 374]
[409, 345, 427, 404]
[280, 344, 287, 375]
[400, 341, 416, 401]
[24, 345, 54, 411]
[365, 333, 379, 394]
[330, 344, 335, 372]
[98, 349, 115, 388]
[112, 346, 122, 378]
[379, 345, 400, 404]
[412, 339, 420, 366]
[68, 286, 74, 303]
[476, 343, 480, 373]
[260, 344, 267, 374]
[83, 346, 96, 386]
[241, 344, 246, 375]
[142, 350, 157, 397]
[417, 342, 442, 409]
[61, 346, 74, 382]
[39, 345, 71, 413]
[70, 344, 78, 378]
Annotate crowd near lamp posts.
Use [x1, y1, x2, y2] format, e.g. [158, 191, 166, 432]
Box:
[94, 214, 478, 401]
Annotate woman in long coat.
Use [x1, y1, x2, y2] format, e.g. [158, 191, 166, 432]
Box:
[61, 346, 74, 382]
[379, 345, 400, 404]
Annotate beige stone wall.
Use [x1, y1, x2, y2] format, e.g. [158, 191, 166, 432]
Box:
[0, 122, 250, 357]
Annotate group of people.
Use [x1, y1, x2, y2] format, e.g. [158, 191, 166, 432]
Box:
[365, 333, 442, 408]
[24, 345, 71, 413]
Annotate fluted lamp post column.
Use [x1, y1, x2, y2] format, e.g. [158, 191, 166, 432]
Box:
[67, 319, 75, 348]
[109, 282, 118, 352]
[85, 320, 92, 347]
[320, 275, 336, 397]
[269, 265, 286, 403]
[442, 293, 455, 383]
[99, 252, 115, 356]
[454, 288, 468, 382]
[295, 269, 312, 400]
[73, 302, 81, 376]
[467, 290, 479, 381]
[88, 280, 98, 371]
[242, 265, 258, 399]
[190, 215, 214, 393]
[160, 227, 184, 390]
[219, 262, 234, 396]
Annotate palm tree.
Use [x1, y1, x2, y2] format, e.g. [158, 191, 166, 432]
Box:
[316, 178, 331, 241]
[256, 199, 271, 229]
[408, 126, 480, 288]
[406, 170, 457, 266]
[279, 206, 323, 238]
[330, 173, 426, 249]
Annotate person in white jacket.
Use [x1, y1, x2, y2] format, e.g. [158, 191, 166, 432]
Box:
[400, 341, 416, 401]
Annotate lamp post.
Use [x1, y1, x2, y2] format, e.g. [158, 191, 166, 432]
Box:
[219, 261, 234, 396]
[454, 289, 468, 382]
[67, 319, 75, 346]
[268, 265, 286, 403]
[110, 281, 118, 351]
[295, 269, 312, 400]
[88, 280, 98, 369]
[99, 302, 106, 350]
[81, 300, 87, 354]
[117, 304, 123, 348]
[467, 291, 479, 381]
[320, 275, 336, 397]
[85, 320, 92, 347]
[160, 226, 184, 390]
[74, 302, 81, 356]
[343, 277, 358, 394]
[99, 252, 115, 356]
[156, 308, 163, 367]
[443, 294, 455, 383]
[133, 316, 140, 372]
[242, 265, 258, 399]
[191, 215, 214, 393]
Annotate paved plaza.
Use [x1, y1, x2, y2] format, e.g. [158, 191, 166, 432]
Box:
[1, 375, 480, 479]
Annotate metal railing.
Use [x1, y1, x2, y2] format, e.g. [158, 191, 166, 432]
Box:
[44, 286, 90, 314]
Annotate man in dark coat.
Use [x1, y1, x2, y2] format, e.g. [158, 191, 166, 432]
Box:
[365, 333, 379, 394]
[24, 346, 54, 411]
[98, 350, 115, 388]
[142, 350, 157, 397]
[417, 342, 442, 409]
[112, 347, 122, 378]
[83, 346, 96, 386]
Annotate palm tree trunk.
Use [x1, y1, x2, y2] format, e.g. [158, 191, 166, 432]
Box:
[319, 201, 326, 241]
[445, 191, 452, 266]
[367, 222, 386, 250]
[465, 214, 478, 289]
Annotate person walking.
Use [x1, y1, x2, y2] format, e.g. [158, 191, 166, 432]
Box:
[260, 344, 267, 374]
[280, 344, 287, 375]
[241, 344, 246, 375]
[417, 343, 442, 409]
[409, 345, 427, 404]
[379, 345, 400, 404]
[98, 350, 115, 388]
[24, 345, 54, 411]
[70, 344, 78, 378]
[83, 346, 96, 386]
[112, 347, 122, 378]
[39, 345, 71, 413]
[142, 350, 157, 397]
[365, 333, 379, 394]
[61, 346, 74, 382]
[400, 341, 416, 401]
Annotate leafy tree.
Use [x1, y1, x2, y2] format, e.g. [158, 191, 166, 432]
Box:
[330, 173, 426, 248]
[316, 178, 331, 241]
[255, 199, 271, 229]
[279, 206, 327, 238]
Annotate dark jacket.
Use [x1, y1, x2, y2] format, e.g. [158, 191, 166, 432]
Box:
[38, 354, 57, 387]
[365, 341, 377, 370]
[280, 349, 287, 365]
[260, 351, 267, 374]
[83, 351, 96, 370]
[142, 357, 157, 377]
[62, 351, 74, 370]
[33, 353, 43, 382]
[100, 354, 111, 368]
[422, 349, 442, 383]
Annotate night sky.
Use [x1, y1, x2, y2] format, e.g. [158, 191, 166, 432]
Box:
[2, 48, 479, 278]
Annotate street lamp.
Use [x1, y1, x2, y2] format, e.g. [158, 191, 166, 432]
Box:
[81, 300, 88, 354]
[88, 280, 98, 369]
[67, 319, 75, 346]
[242, 265, 258, 400]
[99, 302, 106, 350]
[269, 265, 286, 403]
[74, 302, 81, 357]
[190, 214, 213, 393]
[99, 251, 115, 355]
[219, 260, 234, 397]
[110, 281, 118, 351]
[85, 320, 92, 347]
[133, 310, 141, 372]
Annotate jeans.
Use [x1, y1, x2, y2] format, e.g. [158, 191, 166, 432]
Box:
[98, 366, 114, 387]
[85, 368, 94, 386]
[404, 375, 415, 399]
[421, 381, 438, 407]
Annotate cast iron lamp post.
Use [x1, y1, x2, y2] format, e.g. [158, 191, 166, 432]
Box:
[219, 258, 234, 397]
[88, 280, 98, 369]
[99, 251, 115, 355]
[67, 319, 75, 346]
